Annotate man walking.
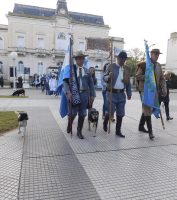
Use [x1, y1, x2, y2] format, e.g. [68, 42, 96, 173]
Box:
[63, 51, 95, 139]
[103, 51, 132, 137]
[136, 48, 167, 139]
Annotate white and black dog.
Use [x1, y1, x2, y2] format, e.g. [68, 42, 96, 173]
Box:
[12, 88, 25, 96]
[17, 111, 28, 136]
[88, 108, 99, 136]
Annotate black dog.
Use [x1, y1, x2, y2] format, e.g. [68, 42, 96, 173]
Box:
[12, 89, 25, 96]
[88, 108, 99, 135]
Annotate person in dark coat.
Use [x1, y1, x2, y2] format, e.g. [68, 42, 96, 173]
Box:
[159, 71, 173, 121]
[40, 75, 46, 92]
[89, 67, 97, 86]
[17, 76, 23, 88]
[136, 49, 167, 139]
[0, 76, 4, 88]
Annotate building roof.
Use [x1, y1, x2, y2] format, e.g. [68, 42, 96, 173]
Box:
[13, 4, 105, 25]
[13, 4, 55, 17]
[69, 12, 104, 25]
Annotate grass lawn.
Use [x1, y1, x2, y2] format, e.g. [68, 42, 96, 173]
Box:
[0, 111, 18, 134]
[0, 95, 28, 98]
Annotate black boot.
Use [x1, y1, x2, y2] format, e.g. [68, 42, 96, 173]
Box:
[115, 116, 125, 138]
[138, 114, 148, 133]
[77, 116, 85, 139]
[103, 114, 109, 132]
[166, 116, 173, 121]
[145, 116, 154, 140]
[67, 115, 76, 133]
[164, 102, 173, 120]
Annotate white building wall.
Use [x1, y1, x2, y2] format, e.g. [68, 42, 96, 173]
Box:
[0, 7, 124, 84]
[0, 25, 8, 79]
[8, 16, 55, 50]
[166, 32, 177, 74]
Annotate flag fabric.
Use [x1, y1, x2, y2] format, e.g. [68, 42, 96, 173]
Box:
[59, 90, 68, 118]
[83, 56, 89, 69]
[58, 37, 82, 118]
[58, 37, 71, 118]
[58, 45, 70, 95]
[142, 41, 160, 118]
[114, 47, 122, 56]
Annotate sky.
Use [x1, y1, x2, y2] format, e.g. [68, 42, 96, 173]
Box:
[0, 0, 176, 63]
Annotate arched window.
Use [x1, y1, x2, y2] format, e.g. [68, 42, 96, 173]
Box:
[18, 61, 24, 75]
[0, 37, 3, 49]
[56, 32, 67, 50]
[0, 61, 3, 74]
[37, 62, 43, 75]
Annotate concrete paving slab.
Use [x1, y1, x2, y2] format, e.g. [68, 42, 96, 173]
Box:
[0, 89, 177, 199]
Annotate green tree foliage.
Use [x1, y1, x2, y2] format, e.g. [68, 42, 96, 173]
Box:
[126, 48, 144, 78]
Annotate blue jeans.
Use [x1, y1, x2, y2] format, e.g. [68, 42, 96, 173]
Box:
[106, 92, 126, 117]
[69, 92, 89, 117]
[102, 90, 107, 116]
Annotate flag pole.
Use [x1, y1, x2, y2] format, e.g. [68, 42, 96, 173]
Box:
[159, 110, 165, 129]
[69, 35, 73, 136]
[108, 38, 113, 134]
[154, 73, 165, 130]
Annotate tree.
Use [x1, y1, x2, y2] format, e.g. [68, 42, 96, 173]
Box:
[126, 48, 144, 84]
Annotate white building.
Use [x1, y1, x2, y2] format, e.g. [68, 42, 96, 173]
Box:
[166, 32, 177, 74]
[0, 0, 124, 86]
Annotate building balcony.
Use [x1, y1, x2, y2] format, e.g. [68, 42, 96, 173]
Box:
[35, 48, 47, 57]
[51, 49, 65, 58]
[7, 47, 66, 58]
[8, 47, 26, 56]
[0, 49, 7, 55]
[16, 47, 26, 56]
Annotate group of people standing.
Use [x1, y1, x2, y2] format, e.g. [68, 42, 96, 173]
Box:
[61, 49, 173, 140]
[33, 74, 59, 96]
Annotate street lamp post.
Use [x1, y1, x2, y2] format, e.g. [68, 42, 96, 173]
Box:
[10, 52, 17, 90]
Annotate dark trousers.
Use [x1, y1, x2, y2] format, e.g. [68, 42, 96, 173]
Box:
[159, 100, 170, 118]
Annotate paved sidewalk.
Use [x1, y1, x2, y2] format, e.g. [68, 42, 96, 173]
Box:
[0, 89, 177, 199]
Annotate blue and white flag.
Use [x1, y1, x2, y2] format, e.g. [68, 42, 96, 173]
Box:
[114, 47, 122, 56]
[58, 36, 81, 118]
[58, 37, 71, 118]
[58, 45, 70, 94]
[83, 56, 89, 69]
[142, 41, 160, 118]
